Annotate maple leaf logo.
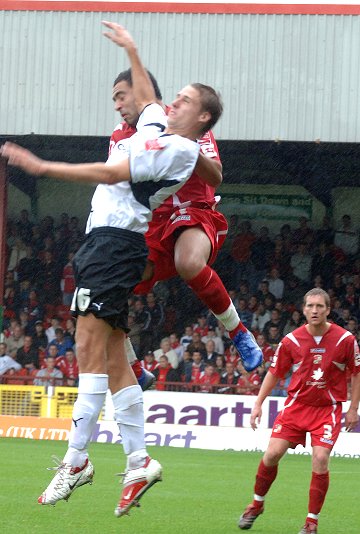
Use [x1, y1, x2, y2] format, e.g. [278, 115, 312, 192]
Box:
[311, 368, 324, 381]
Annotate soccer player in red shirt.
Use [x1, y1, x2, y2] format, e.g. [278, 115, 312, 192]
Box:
[109, 66, 262, 376]
[239, 288, 360, 533]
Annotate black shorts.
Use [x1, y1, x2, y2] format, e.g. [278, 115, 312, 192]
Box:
[71, 227, 148, 330]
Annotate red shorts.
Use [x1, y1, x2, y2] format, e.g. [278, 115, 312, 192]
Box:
[135, 207, 228, 295]
[271, 398, 342, 449]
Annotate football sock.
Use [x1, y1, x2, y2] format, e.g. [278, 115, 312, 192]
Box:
[253, 459, 278, 501]
[65, 373, 108, 467]
[308, 471, 329, 516]
[187, 266, 246, 332]
[112, 385, 146, 460]
[125, 336, 137, 366]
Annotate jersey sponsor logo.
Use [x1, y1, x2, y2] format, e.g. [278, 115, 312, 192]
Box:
[310, 348, 326, 353]
[171, 215, 191, 224]
[306, 367, 326, 388]
[313, 354, 322, 364]
[145, 139, 165, 151]
[311, 368, 324, 381]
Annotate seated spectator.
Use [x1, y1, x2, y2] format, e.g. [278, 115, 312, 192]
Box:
[215, 354, 226, 376]
[345, 317, 359, 336]
[292, 216, 315, 247]
[198, 363, 220, 393]
[283, 310, 305, 336]
[282, 275, 303, 307]
[48, 344, 61, 365]
[193, 314, 209, 338]
[266, 325, 282, 350]
[0, 342, 22, 376]
[33, 356, 63, 387]
[203, 339, 218, 365]
[236, 361, 262, 395]
[32, 321, 48, 354]
[7, 324, 25, 359]
[16, 335, 39, 369]
[235, 298, 253, 330]
[266, 268, 285, 300]
[45, 316, 62, 344]
[184, 350, 205, 385]
[263, 309, 286, 339]
[57, 348, 79, 386]
[180, 325, 194, 349]
[64, 317, 76, 346]
[141, 351, 159, 373]
[311, 242, 335, 288]
[251, 302, 271, 334]
[169, 332, 184, 362]
[153, 355, 179, 391]
[255, 333, 275, 368]
[47, 327, 73, 357]
[17, 245, 41, 285]
[153, 337, 179, 370]
[186, 331, 206, 358]
[216, 323, 233, 352]
[224, 344, 240, 366]
[218, 361, 239, 394]
[177, 349, 192, 382]
[256, 280, 276, 304]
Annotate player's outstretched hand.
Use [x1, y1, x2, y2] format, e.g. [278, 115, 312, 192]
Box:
[102, 21, 136, 50]
[250, 404, 262, 431]
[0, 142, 46, 175]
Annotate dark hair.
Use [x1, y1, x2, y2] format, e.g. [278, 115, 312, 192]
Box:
[113, 68, 162, 100]
[190, 83, 223, 134]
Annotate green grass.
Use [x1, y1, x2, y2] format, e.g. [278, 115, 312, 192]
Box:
[1, 438, 359, 533]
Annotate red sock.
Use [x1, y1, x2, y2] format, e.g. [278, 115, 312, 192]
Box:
[131, 359, 143, 379]
[253, 459, 278, 505]
[308, 471, 329, 516]
[186, 265, 232, 315]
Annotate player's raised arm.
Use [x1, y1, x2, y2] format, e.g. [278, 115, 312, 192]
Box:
[0, 141, 131, 184]
[102, 21, 156, 113]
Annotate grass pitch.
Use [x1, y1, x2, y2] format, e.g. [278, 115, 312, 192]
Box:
[1, 438, 359, 533]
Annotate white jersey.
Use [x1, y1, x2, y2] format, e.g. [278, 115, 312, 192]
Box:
[86, 104, 200, 234]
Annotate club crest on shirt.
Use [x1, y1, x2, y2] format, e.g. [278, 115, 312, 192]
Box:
[313, 354, 322, 364]
[273, 424, 282, 433]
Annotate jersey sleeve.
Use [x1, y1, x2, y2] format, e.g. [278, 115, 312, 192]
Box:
[347, 336, 360, 375]
[268, 339, 293, 379]
[198, 130, 221, 162]
[136, 103, 167, 133]
[130, 134, 200, 184]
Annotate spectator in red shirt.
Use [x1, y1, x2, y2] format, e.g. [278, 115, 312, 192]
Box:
[57, 348, 79, 386]
[153, 355, 179, 391]
[198, 363, 220, 393]
[236, 361, 262, 395]
[61, 252, 76, 306]
[141, 351, 159, 373]
[255, 333, 275, 368]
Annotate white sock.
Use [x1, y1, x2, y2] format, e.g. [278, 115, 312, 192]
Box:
[125, 336, 137, 365]
[112, 385, 147, 465]
[64, 373, 108, 467]
[213, 302, 240, 332]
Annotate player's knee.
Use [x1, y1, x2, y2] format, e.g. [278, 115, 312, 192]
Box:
[175, 256, 205, 280]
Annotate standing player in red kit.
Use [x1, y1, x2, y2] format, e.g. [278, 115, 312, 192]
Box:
[110, 70, 262, 380]
[238, 288, 360, 533]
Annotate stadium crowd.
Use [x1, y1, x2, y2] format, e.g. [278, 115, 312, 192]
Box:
[1, 209, 360, 396]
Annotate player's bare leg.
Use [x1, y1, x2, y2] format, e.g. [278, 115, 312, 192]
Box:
[174, 227, 262, 371]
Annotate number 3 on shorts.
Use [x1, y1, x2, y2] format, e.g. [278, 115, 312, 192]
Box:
[323, 424, 332, 440]
[71, 287, 91, 312]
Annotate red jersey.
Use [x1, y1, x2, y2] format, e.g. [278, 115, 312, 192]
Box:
[198, 371, 220, 392]
[62, 262, 76, 293]
[57, 357, 79, 379]
[270, 323, 360, 406]
[109, 121, 221, 214]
